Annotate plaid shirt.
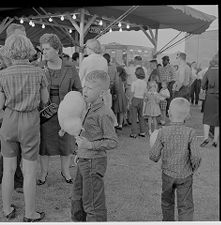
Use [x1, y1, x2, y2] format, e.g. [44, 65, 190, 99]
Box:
[159, 64, 176, 83]
[0, 60, 48, 112]
[149, 122, 201, 178]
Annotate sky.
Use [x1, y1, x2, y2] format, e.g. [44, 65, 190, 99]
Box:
[98, 5, 218, 54]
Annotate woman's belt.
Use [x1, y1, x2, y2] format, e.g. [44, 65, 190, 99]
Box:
[50, 89, 59, 96]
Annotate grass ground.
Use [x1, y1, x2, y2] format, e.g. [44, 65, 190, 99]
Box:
[0, 104, 219, 221]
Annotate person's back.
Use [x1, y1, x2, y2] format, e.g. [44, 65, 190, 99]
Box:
[149, 97, 201, 221]
[131, 78, 147, 99]
[0, 64, 47, 112]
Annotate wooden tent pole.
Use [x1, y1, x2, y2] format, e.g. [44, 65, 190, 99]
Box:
[0, 17, 14, 35]
[153, 28, 158, 58]
[79, 8, 85, 65]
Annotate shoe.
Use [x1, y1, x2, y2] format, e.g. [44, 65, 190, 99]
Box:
[61, 172, 73, 184]
[37, 173, 48, 185]
[5, 204, 16, 219]
[138, 133, 145, 137]
[15, 187, 23, 193]
[130, 134, 137, 138]
[200, 139, 209, 147]
[23, 212, 45, 222]
[115, 126, 122, 130]
[212, 142, 217, 148]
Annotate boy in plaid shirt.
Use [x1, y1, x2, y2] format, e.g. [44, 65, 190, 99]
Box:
[149, 97, 201, 221]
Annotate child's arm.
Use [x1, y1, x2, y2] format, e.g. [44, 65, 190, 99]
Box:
[149, 129, 163, 162]
[188, 129, 202, 172]
[91, 114, 118, 151]
[0, 92, 6, 110]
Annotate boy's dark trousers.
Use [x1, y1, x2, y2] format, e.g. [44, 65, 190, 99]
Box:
[161, 173, 194, 221]
[190, 79, 201, 105]
[130, 97, 146, 135]
[71, 157, 107, 222]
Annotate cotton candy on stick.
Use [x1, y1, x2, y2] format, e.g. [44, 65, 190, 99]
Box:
[149, 129, 159, 148]
[58, 91, 86, 137]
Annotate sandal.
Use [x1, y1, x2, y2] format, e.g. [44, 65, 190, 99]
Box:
[61, 172, 73, 184]
[23, 211, 45, 222]
[130, 134, 137, 138]
[5, 204, 16, 219]
[37, 173, 48, 185]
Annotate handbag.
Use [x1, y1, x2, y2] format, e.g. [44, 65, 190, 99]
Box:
[40, 102, 58, 124]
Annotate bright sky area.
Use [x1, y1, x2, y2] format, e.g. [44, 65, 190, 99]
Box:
[98, 5, 218, 54]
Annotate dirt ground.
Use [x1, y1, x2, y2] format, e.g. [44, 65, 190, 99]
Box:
[0, 104, 219, 222]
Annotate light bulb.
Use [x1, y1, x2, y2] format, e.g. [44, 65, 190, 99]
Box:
[72, 14, 76, 19]
[99, 20, 103, 26]
[109, 28, 112, 32]
[29, 20, 33, 26]
[61, 15, 64, 21]
[49, 17, 53, 22]
[69, 29, 72, 33]
[32, 22, 35, 27]
[42, 24, 45, 28]
[126, 24, 130, 29]
[118, 22, 121, 27]
[20, 18, 24, 24]
[119, 28, 122, 32]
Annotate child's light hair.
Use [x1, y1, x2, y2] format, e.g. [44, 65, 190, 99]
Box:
[169, 97, 190, 121]
[85, 70, 110, 91]
[148, 80, 158, 92]
[5, 34, 36, 60]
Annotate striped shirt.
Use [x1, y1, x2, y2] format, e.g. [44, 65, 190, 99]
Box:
[149, 122, 201, 178]
[0, 60, 48, 112]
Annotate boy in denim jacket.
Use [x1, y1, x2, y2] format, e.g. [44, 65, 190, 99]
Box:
[71, 70, 118, 221]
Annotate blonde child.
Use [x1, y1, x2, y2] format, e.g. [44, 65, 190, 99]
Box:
[71, 70, 118, 221]
[159, 81, 170, 125]
[149, 97, 201, 221]
[143, 81, 161, 135]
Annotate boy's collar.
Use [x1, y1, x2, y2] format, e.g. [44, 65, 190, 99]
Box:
[12, 59, 30, 65]
[88, 98, 104, 112]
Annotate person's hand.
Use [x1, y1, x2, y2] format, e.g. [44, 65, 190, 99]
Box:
[75, 136, 93, 149]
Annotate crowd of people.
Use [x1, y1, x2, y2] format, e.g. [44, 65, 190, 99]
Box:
[0, 23, 219, 222]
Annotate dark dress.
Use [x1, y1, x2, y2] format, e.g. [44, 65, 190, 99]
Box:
[39, 61, 82, 156]
[202, 66, 219, 126]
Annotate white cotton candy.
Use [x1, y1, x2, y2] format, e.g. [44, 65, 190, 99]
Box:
[57, 91, 86, 137]
[63, 117, 82, 136]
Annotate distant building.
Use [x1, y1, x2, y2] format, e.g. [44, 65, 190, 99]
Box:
[185, 30, 218, 69]
[102, 42, 153, 66]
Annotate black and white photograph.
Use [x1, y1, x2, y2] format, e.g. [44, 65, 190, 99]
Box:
[0, 5, 219, 223]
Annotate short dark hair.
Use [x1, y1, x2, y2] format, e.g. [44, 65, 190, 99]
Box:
[135, 67, 145, 80]
[162, 55, 170, 61]
[103, 53, 110, 64]
[134, 55, 142, 61]
[72, 52, 79, 61]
